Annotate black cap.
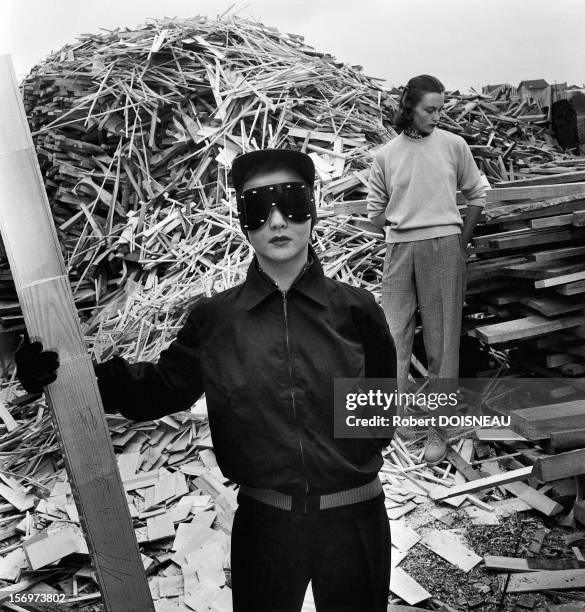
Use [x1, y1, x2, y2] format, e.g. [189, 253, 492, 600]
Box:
[231, 148, 315, 192]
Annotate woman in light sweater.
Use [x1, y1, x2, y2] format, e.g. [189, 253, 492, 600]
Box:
[367, 74, 488, 464]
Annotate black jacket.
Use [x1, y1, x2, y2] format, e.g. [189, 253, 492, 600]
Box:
[96, 251, 396, 494]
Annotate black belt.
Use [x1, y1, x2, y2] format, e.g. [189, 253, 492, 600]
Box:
[239, 477, 383, 513]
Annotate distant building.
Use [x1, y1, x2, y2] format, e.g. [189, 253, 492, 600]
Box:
[517, 79, 549, 106]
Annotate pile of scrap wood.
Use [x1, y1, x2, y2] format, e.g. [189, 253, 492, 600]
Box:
[0, 383, 585, 612]
[0, 13, 579, 335]
[381, 397, 585, 610]
[5, 14, 395, 326]
[2, 13, 585, 610]
[2, 381, 585, 610]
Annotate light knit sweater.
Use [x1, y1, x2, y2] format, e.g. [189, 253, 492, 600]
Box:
[367, 128, 488, 242]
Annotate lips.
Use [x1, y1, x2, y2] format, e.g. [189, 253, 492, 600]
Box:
[270, 236, 292, 244]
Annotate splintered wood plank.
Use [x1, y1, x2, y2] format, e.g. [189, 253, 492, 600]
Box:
[481, 463, 563, 516]
[390, 567, 431, 605]
[430, 467, 532, 500]
[23, 525, 87, 570]
[507, 569, 585, 592]
[475, 314, 585, 344]
[511, 400, 585, 440]
[484, 555, 585, 572]
[420, 529, 482, 572]
[533, 449, 585, 482]
[0, 483, 35, 512]
[0, 55, 153, 611]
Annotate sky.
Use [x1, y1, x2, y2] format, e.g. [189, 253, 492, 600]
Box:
[1, 0, 584, 92]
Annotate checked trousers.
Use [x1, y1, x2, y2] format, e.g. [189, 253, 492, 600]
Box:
[380, 234, 466, 397]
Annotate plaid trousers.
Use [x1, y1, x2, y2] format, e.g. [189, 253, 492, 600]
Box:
[380, 234, 466, 394]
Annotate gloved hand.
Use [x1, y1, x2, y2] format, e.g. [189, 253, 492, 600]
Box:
[15, 341, 59, 394]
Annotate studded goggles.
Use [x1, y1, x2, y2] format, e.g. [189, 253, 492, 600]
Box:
[237, 181, 315, 231]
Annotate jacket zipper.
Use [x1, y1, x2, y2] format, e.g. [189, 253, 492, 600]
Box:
[281, 290, 309, 511]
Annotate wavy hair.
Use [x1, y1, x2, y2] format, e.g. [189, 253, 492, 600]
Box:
[394, 75, 445, 132]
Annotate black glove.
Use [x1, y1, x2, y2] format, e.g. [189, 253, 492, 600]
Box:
[15, 341, 59, 394]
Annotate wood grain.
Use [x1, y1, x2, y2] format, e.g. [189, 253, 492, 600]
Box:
[0, 54, 154, 612]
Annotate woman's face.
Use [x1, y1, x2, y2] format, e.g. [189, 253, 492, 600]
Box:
[411, 92, 444, 134]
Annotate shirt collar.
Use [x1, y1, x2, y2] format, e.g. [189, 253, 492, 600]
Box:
[240, 245, 328, 311]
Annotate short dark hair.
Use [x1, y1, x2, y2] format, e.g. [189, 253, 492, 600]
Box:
[394, 75, 445, 132]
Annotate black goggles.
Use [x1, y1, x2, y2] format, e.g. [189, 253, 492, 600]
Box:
[238, 182, 315, 231]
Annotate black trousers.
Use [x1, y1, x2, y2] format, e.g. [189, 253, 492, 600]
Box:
[231, 493, 390, 612]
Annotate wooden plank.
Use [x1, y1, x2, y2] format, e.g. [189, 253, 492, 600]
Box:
[343, 186, 585, 217]
[536, 271, 585, 288]
[503, 260, 585, 280]
[389, 520, 420, 552]
[507, 569, 585, 593]
[494, 171, 585, 188]
[430, 467, 532, 500]
[490, 228, 585, 250]
[484, 555, 585, 572]
[486, 194, 585, 224]
[549, 428, 585, 452]
[146, 515, 175, 542]
[474, 428, 527, 442]
[0, 55, 153, 612]
[420, 529, 482, 572]
[557, 280, 585, 296]
[528, 245, 585, 263]
[389, 567, 431, 606]
[23, 525, 87, 570]
[520, 294, 585, 317]
[530, 213, 574, 228]
[511, 400, 585, 440]
[475, 314, 585, 344]
[533, 449, 585, 482]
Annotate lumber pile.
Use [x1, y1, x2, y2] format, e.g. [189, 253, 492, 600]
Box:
[0, 14, 581, 385]
[1, 13, 585, 610]
[464, 183, 585, 377]
[0, 388, 236, 609]
[0, 14, 394, 329]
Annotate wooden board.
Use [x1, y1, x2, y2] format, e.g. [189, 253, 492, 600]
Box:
[0, 55, 154, 612]
[337, 185, 585, 217]
[549, 428, 585, 452]
[528, 245, 585, 263]
[503, 260, 585, 280]
[521, 294, 585, 317]
[430, 467, 532, 500]
[484, 555, 585, 572]
[536, 271, 585, 289]
[511, 400, 585, 440]
[530, 213, 574, 228]
[557, 279, 585, 296]
[507, 569, 585, 593]
[475, 314, 585, 344]
[533, 448, 585, 482]
[494, 171, 585, 188]
[420, 529, 482, 572]
[389, 567, 431, 606]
